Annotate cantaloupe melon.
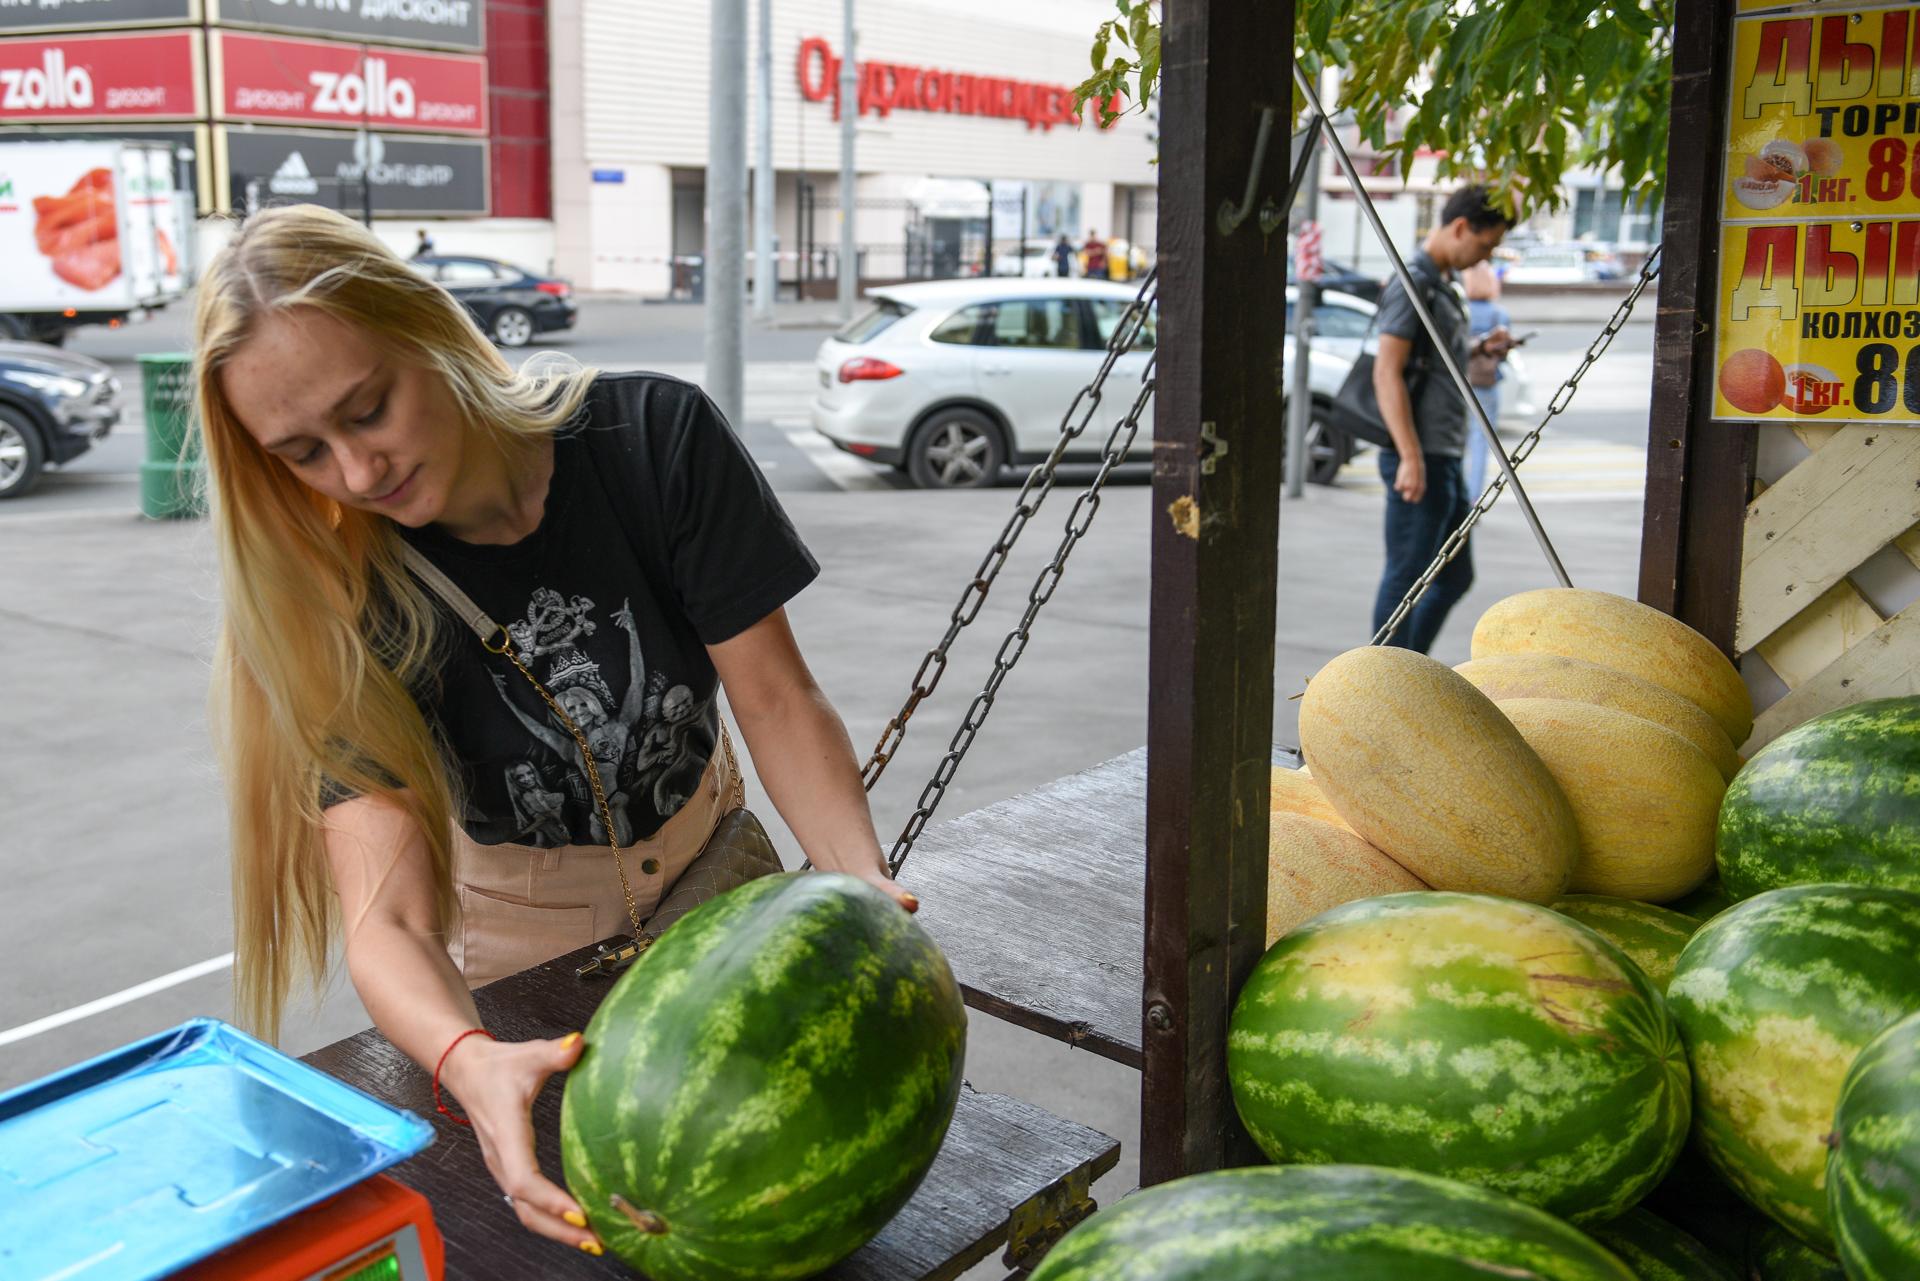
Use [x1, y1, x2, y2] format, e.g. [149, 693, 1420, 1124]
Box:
[1471, 589, 1753, 746]
[1499, 697, 1722, 902]
[1266, 813, 1426, 944]
[1298, 646, 1578, 904]
[1456, 653, 1741, 782]
[1270, 766, 1352, 831]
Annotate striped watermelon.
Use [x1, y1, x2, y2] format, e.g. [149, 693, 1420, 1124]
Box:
[1227, 892, 1690, 1223]
[1586, 1208, 1739, 1281]
[559, 873, 966, 1281]
[1026, 1164, 1635, 1281]
[1665, 884, 1920, 1251]
[1717, 697, 1920, 899]
[1829, 1009, 1920, 1281]
[1750, 1224, 1846, 1279]
[1551, 895, 1697, 990]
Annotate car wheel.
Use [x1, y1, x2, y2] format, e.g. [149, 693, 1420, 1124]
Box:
[907, 408, 1006, 489]
[0, 407, 48, 499]
[490, 306, 535, 348]
[1305, 399, 1352, 486]
[1278, 398, 1355, 487]
[0, 314, 29, 341]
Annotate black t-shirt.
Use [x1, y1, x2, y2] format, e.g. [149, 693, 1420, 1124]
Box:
[380, 372, 817, 847]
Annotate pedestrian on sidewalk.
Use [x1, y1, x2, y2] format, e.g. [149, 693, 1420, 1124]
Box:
[1463, 260, 1511, 499]
[412, 227, 434, 258]
[1369, 185, 1514, 652]
[190, 204, 916, 1255]
[1082, 231, 1109, 279]
[1052, 234, 1075, 277]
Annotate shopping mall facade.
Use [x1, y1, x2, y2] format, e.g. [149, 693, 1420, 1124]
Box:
[0, 0, 1159, 297]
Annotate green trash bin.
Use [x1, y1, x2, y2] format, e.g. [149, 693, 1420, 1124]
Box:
[139, 352, 204, 520]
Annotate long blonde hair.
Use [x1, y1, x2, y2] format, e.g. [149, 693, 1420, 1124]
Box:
[194, 205, 595, 1043]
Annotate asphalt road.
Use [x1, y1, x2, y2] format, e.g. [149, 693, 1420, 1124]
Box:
[0, 289, 1657, 1274]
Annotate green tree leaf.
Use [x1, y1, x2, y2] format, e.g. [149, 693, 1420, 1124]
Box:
[1077, 0, 1674, 212]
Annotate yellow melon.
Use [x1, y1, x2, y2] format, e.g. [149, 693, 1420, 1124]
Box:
[1298, 645, 1578, 904]
[1267, 813, 1426, 944]
[1456, 653, 1741, 781]
[1498, 697, 1723, 902]
[1270, 766, 1352, 831]
[1470, 588, 1753, 745]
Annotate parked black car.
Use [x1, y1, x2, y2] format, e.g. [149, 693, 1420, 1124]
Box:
[412, 255, 577, 348]
[0, 341, 119, 499]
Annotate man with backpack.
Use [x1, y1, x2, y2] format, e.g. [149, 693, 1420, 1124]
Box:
[1370, 185, 1514, 652]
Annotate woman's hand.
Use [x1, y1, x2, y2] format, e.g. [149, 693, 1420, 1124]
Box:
[441, 1032, 606, 1256]
[850, 861, 920, 914]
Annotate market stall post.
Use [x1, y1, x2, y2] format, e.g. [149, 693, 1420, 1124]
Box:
[1140, 0, 1292, 1184]
[1638, 0, 1753, 651]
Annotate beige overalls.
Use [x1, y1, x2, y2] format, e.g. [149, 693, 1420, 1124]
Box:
[445, 727, 784, 987]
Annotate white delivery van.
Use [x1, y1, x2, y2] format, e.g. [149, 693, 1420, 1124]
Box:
[0, 139, 192, 345]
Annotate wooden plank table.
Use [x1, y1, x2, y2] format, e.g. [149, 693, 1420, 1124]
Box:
[301, 941, 1120, 1281]
[898, 746, 1300, 1071]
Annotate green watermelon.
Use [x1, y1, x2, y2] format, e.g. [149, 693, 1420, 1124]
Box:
[559, 873, 966, 1281]
[1669, 877, 1737, 921]
[1829, 1009, 1920, 1281]
[1586, 1208, 1739, 1281]
[1665, 883, 1920, 1251]
[1717, 697, 1920, 899]
[1551, 895, 1697, 990]
[1749, 1223, 1846, 1279]
[1227, 892, 1690, 1223]
[1026, 1164, 1635, 1280]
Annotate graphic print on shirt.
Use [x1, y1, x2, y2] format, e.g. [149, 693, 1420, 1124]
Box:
[485, 585, 714, 847]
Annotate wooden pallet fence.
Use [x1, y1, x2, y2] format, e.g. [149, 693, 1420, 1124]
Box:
[1740, 423, 1920, 750]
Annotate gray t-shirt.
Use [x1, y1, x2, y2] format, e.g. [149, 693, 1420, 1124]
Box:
[1373, 249, 1471, 459]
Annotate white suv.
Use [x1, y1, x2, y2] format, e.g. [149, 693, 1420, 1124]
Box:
[810, 278, 1365, 488]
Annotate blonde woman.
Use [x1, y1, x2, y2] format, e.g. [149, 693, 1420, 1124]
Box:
[196, 204, 914, 1256]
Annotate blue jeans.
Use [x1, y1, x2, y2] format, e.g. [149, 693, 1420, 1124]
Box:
[1372, 451, 1474, 653]
[1467, 384, 1499, 497]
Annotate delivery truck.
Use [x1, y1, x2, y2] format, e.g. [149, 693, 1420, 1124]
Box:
[0, 139, 193, 345]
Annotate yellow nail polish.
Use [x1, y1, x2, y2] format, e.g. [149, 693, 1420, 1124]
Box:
[563, 1210, 587, 1228]
[578, 1240, 603, 1256]
[561, 1032, 582, 1050]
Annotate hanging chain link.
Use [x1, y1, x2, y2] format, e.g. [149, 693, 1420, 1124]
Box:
[842, 271, 1160, 877]
[1370, 244, 1664, 647]
[858, 268, 1160, 795]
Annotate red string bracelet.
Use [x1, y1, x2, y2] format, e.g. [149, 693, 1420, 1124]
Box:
[431, 1027, 495, 1127]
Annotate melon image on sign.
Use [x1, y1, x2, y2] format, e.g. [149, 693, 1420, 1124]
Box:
[1779, 364, 1842, 416]
[1718, 348, 1786, 416]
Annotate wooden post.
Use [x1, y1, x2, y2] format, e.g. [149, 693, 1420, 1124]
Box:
[1142, 0, 1292, 1184]
[1639, 0, 1753, 650]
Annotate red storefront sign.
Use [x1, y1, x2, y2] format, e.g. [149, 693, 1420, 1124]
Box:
[0, 31, 202, 122]
[214, 30, 487, 135]
[794, 35, 1115, 131]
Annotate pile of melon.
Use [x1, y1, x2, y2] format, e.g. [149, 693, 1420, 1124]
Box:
[1037, 588, 1920, 1281]
[1271, 587, 1746, 939]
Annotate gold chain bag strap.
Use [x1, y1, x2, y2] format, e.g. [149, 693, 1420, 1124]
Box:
[400, 545, 777, 970]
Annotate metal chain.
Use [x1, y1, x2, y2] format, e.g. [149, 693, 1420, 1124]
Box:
[1370, 244, 1664, 647]
[885, 337, 1158, 875]
[858, 268, 1161, 794]
[483, 626, 647, 941]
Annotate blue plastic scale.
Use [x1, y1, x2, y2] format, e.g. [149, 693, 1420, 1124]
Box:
[0, 1018, 435, 1281]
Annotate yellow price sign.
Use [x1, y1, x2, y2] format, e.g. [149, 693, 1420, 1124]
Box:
[1725, 7, 1920, 222]
[1713, 216, 1920, 422]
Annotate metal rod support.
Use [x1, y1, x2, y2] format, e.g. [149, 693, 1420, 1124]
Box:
[1292, 66, 1572, 589]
